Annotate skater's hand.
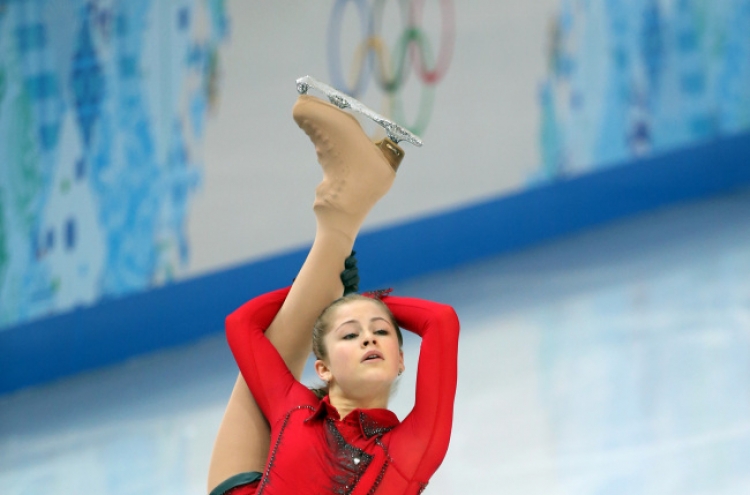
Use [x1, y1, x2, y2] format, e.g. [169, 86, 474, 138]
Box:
[341, 251, 359, 296]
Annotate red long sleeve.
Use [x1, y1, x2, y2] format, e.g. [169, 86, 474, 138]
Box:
[382, 295, 460, 483]
[224, 287, 317, 425]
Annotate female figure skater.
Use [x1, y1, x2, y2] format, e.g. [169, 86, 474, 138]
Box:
[209, 94, 459, 494]
[226, 265, 459, 494]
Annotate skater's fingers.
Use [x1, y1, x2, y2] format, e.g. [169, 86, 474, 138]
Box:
[340, 270, 360, 286]
[341, 250, 359, 295]
[344, 251, 357, 269]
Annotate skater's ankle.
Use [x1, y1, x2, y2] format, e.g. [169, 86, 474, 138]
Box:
[314, 206, 364, 245]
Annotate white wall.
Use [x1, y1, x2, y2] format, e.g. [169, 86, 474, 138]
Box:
[187, 0, 558, 275]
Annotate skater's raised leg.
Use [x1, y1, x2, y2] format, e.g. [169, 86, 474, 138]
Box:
[207, 93, 405, 494]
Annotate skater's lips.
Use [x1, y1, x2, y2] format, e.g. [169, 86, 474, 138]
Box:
[361, 350, 384, 362]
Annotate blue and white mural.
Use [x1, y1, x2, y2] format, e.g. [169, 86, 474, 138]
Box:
[0, 0, 228, 329]
[3, 0, 750, 337]
[538, 0, 750, 180]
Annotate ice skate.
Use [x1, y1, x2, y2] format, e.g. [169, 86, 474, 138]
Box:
[293, 91, 400, 241]
[296, 75, 423, 148]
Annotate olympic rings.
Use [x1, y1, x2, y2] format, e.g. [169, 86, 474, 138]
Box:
[326, 0, 455, 134]
[327, 0, 373, 96]
[410, 0, 455, 84]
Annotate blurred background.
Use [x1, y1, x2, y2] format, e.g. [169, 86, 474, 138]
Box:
[1, 0, 750, 493]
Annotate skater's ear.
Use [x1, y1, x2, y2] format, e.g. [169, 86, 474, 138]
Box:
[315, 359, 332, 383]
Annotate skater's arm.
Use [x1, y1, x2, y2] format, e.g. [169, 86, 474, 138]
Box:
[384, 296, 460, 481]
[225, 287, 315, 421]
[208, 288, 299, 493]
[208, 253, 358, 492]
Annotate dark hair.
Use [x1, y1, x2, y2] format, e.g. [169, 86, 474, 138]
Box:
[310, 294, 403, 399]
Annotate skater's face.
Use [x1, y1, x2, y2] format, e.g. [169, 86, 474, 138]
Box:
[314, 299, 404, 402]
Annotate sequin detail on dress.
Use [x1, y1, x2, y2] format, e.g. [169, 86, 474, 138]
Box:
[359, 412, 396, 438]
[257, 406, 316, 495]
[366, 460, 389, 495]
[325, 419, 373, 494]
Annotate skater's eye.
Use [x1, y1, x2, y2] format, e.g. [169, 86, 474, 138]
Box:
[375, 329, 389, 336]
[342, 333, 358, 340]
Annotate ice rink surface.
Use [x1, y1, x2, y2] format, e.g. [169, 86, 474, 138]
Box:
[2, 189, 750, 495]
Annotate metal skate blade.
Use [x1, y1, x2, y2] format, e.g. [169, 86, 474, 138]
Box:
[296, 75, 423, 147]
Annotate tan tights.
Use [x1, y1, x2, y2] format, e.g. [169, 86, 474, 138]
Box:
[207, 96, 403, 492]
